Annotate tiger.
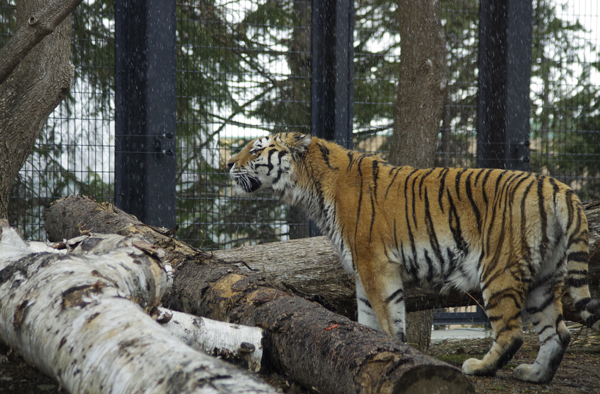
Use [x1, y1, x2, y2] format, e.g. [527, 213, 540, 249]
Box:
[227, 131, 600, 384]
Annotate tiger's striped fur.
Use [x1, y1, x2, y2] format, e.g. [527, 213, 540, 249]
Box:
[227, 132, 600, 383]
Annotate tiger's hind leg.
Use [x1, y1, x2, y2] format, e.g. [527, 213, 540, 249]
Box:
[462, 278, 525, 377]
[513, 277, 570, 384]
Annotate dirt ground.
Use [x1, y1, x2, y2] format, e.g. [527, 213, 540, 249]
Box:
[1, 324, 599, 393]
[427, 323, 600, 394]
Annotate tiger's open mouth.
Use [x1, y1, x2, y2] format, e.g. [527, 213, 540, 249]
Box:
[230, 172, 262, 193]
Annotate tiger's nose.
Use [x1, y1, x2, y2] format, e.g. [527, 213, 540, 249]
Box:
[227, 161, 234, 170]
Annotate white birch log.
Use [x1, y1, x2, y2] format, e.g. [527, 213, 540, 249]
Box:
[47, 232, 265, 370]
[64, 233, 265, 371]
[156, 307, 264, 372]
[0, 221, 278, 394]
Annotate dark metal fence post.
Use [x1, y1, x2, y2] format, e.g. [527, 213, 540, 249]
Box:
[477, 0, 532, 171]
[115, 0, 177, 227]
[310, 0, 354, 236]
[311, 0, 354, 149]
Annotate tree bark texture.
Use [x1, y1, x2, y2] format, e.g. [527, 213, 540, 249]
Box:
[212, 237, 357, 317]
[44, 196, 475, 394]
[0, 0, 76, 218]
[389, 0, 448, 351]
[0, 0, 83, 84]
[0, 221, 278, 394]
[44, 195, 210, 266]
[213, 237, 482, 316]
[44, 195, 600, 324]
[216, 202, 600, 325]
[390, 0, 447, 167]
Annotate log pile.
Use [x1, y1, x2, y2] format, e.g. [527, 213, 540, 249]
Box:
[40, 195, 475, 394]
[0, 221, 274, 394]
[12, 196, 600, 393]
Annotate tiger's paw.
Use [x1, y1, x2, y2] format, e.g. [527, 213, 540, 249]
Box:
[513, 364, 552, 384]
[462, 358, 496, 376]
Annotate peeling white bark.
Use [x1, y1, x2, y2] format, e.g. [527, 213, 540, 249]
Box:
[0, 221, 278, 394]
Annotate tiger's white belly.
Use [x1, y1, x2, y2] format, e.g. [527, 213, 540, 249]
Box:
[386, 239, 482, 293]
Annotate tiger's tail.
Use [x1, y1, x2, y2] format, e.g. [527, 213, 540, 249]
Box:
[560, 191, 600, 331]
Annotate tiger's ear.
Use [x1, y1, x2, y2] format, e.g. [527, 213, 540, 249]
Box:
[293, 133, 312, 151]
[280, 133, 312, 154]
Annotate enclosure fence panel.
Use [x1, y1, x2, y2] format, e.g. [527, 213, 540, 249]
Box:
[528, 0, 600, 200]
[175, 0, 312, 249]
[5, 0, 600, 248]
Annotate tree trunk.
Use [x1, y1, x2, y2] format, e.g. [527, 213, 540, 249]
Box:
[215, 200, 600, 325]
[390, 0, 447, 167]
[213, 237, 492, 315]
[389, 0, 448, 351]
[0, 0, 83, 84]
[44, 195, 207, 264]
[0, 221, 277, 394]
[0, 0, 76, 218]
[44, 196, 475, 394]
[212, 235, 357, 317]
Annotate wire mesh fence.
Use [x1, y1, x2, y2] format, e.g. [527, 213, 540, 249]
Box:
[3, 0, 600, 249]
[528, 0, 600, 200]
[175, 0, 312, 249]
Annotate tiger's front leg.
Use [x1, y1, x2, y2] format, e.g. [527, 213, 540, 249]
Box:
[356, 260, 407, 342]
[356, 276, 382, 332]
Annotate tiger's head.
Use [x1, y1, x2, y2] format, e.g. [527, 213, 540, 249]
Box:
[227, 132, 312, 196]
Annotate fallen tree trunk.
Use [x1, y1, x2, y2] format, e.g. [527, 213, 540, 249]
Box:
[211, 237, 478, 316]
[44, 196, 475, 394]
[25, 231, 266, 371]
[44, 196, 600, 323]
[0, 221, 277, 394]
[214, 200, 600, 322]
[43, 195, 212, 266]
[172, 263, 474, 394]
[213, 235, 358, 316]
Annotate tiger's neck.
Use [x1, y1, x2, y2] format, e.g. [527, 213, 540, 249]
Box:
[277, 138, 343, 237]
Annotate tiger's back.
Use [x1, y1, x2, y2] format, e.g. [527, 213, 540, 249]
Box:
[228, 132, 600, 384]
